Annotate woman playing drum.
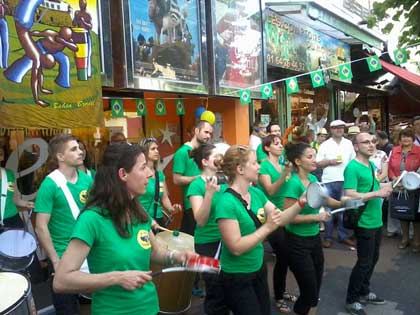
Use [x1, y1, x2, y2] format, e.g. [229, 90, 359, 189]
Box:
[215, 145, 304, 315]
[53, 143, 196, 315]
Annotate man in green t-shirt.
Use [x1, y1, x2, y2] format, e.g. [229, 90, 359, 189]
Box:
[173, 120, 213, 235]
[35, 133, 93, 315]
[343, 132, 392, 315]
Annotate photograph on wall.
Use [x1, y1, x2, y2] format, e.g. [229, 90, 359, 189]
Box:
[265, 10, 351, 82]
[213, 0, 263, 90]
[129, 0, 202, 83]
[0, 0, 104, 129]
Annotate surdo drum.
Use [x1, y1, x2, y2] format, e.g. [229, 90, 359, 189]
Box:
[0, 272, 37, 315]
[0, 230, 37, 272]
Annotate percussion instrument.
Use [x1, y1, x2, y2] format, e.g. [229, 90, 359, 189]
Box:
[71, 27, 89, 81]
[151, 231, 195, 314]
[0, 230, 37, 272]
[401, 171, 420, 191]
[152, 255, 220, 277]
[0, 272, 36, 314]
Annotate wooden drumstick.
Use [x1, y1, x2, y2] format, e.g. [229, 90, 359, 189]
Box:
[155, 225, 173, 233]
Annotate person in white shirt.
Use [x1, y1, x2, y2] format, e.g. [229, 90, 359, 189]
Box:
[316, 120, 356, 248]
[305, 103, 329, 135]
[249, 121, 267, 151]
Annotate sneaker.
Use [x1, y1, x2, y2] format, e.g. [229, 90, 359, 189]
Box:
[359, 292, 385, 305]
[345, 302, 366, 315]
[322, 239, 332, 248]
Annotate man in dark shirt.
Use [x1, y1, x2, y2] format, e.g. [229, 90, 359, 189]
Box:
[376, 131, 393, 156]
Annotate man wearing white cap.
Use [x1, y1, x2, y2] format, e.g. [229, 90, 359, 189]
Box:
[316, 120, 356, 248]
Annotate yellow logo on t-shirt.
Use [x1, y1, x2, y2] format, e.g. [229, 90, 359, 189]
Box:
[7, 182, 14, 192]
[137, 230, 151, 249]
[159, 182, 164, 193]
[257, 208, 266, 223]
[79, 190, 88, 204]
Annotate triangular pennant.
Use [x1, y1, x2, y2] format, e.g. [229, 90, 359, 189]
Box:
[338, 63, 353, 80]
[136, 99, 147, 116]
[310, 70, 325, 88]
[393, 48, 408, 65]
[155, 99, 166, 115]
[366, 56, 382, 72]
[111, 99, 124, 117]
[260, 83, 273, 99]
[286, 77, 299, 94]
[239, 89, 251, 105]
[175, 99, 185, 115]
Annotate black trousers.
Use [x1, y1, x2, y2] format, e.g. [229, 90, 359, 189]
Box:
[346, 227, 382, 304]
[221, 264, 270, 315]
[180, 208, 196, 236]
[2, 213, 25, 228]
[268, 227, 289, 300]
[286, 232, 324, 315]
[195, 241, 229, 315]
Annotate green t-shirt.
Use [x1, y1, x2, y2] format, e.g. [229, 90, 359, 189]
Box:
[172, 144, 200, 210]
[256, 143, 267, 163]
[343, 160, 382, 229]
[139, 170, 165, 219]
[186, 176, 227, 244]
[281, 172, 319, 237]
[215, 186, 268, 273]
[1, 168, 18, 220]
[34, 170, 93, 257]
[258, 160, 286, 209]
[72, 208, 158, 315]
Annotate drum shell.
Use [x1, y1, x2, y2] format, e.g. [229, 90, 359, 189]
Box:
[152, 231, 195, 314]
[0, 272, 36, 315]
[0, 230, 36, 272]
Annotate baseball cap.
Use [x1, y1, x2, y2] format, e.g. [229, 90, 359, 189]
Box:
[348, 126, 361, 135]
[330, 120, 346, 127]
[318, 128, 328, 135]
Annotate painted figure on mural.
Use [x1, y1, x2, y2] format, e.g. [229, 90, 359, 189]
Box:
[73, 0, 92, 78]
[4, 0, 49, 107]
[0, 0, 9, 69]
[5, 27, 78, 98]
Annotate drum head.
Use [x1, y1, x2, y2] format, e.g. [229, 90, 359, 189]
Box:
[0, 272, 29, 313]
[0, 230, 37, 258]
[402, 172, 420, 190]
[307, 182, 328, 209]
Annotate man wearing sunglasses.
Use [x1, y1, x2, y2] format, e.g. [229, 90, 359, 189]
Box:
[316, 120, 356, 249]
[173, 120, 213, 235]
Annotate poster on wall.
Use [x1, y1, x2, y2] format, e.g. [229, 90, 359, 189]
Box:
[213, 0, 263, 92]
[128, 0, 204, 89]
[265, 10, 351, 83]
[0, 0, 103, 129]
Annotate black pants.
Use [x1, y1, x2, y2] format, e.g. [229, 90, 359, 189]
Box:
[195, 241, 229, 315]
[180, 209, 196, 236]
[221, 264, 270, 315]
[51, 278, 80, 315]
[2, 213, 25, 228]
[268, 227, 289, 300]
[346, 227, 382, 304]
[286, 232, 324, 315]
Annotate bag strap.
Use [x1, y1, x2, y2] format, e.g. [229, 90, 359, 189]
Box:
[226, 188, 262, 229]
[356, 162, 376, 218]
[153, 170, 160, 220]
[1, 168, 8, 226]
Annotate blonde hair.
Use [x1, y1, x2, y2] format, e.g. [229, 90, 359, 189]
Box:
[220, 145, 253, 183]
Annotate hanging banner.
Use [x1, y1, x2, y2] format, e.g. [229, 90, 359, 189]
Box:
[265, 11, 351, 83]
[0, 0, 103, 129]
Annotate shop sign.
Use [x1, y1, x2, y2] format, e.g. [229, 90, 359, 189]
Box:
[265, 11, 351, 83]
[213, 0, 263, 92]
[0, 0, 104, 129]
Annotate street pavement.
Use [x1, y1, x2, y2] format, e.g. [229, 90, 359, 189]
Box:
[31, 232, 420, 315]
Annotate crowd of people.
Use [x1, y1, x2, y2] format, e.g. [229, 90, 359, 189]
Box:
[1, 113, 420, 315]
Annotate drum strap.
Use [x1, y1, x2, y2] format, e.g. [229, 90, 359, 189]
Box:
[226, 188, 262, 229]
[1, 168, 7, 226]
[86, 169, 92, 178]
[48, 170, 80, 220]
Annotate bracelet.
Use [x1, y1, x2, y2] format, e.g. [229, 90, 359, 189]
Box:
[297, 199, 306, 208]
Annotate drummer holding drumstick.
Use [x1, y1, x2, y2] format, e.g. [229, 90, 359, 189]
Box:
[53, 143, 196, 315]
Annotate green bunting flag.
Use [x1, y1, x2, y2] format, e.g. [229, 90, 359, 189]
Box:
[393, 48, 408, 65]
[175, 99, 185, 115]
[260, 83, 273, 99]
[111, 98, 124, 117]
[239, 89, 251, 105]
[338, 63, 353, 80]
[310, 70, 325, 88]
[366, 56, 382, 72]
[155, 99, 166, 115]
[286, 77, 299, 94]
[136, 99, 146, 116]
